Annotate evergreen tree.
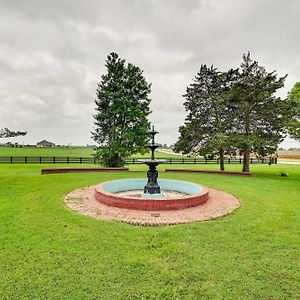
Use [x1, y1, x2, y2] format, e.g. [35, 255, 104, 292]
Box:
[175, 53, 293, 173]
[231, 53, 288, 172]
[174, 65, 238, 170]
[92, 53, 151, 167]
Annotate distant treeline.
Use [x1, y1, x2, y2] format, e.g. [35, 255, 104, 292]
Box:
[0, 143, 96, 148]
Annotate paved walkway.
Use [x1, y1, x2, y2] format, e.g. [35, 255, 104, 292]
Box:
[65, 186, 240, 226]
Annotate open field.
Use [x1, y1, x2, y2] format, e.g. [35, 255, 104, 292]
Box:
[277, 150, 300, 160]
[0, 147, 181, 158]
[0, 163, 299, 299]
[0, 146, 95, 157]
[3, 147, 300, 162]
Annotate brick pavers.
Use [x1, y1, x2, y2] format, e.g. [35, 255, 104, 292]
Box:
[65, 186, 240, 226]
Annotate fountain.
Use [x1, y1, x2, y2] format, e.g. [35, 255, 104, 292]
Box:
[94, 125, 209, 211]
[65, 126, 240, 225]
[137, 126, 166, 198]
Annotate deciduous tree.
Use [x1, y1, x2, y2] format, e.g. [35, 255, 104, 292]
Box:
[287, 82, 300, 140]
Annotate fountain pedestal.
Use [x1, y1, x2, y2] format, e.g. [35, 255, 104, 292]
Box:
[144, 160, 160, 194]
[137, 159, 166, 197]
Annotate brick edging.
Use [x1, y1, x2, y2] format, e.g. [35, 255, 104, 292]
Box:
[65, 186, 240, 226]
[41, 167, 129, 174]
[94, 185, 209, 211]
[165, 169, 251, 176]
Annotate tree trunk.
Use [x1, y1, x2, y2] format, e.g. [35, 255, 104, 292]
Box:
[242, 150, 250, 172]
[219, 148, 225, 171]
[243, 114, 251, 173]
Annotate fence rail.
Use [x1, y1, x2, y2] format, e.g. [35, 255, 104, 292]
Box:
[0, 156, 276, 165]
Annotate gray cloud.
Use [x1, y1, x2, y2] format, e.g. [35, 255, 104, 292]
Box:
[0, 0, 299, 148]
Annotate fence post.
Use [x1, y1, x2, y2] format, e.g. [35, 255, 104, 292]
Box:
[11, 156, 13, 164]
[170, 158, 172, 164]
[53, 157, 55, 163]
[239, 158, 241, 164]
[67, 157, 69, 164]
[250, 158, 253, 164]
[205, 158, 207, 164]
[194, 158, 196, 164]
[39, 156, 42, 164]
[228, 158, 230, 164]
[25, 156, 27, 164]
[182, 158, 184, 164]
[80, 157, 82, 164]
[133, 158, 135, 164]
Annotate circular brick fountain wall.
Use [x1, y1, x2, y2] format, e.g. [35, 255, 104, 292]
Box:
[94, 179, 209, 211]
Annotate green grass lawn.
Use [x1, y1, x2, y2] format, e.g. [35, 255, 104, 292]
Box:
[0, 147, 95, 157]
[0, 163, 299, 299]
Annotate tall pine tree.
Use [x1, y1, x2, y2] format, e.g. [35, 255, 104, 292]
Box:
[175, 65, 238, 170]
[231, 53, 288, 172]
[92, 53, 151, 167]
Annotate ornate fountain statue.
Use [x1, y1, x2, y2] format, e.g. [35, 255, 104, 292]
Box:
[93, 125, 210, 211]
[138, 126, 166, 197]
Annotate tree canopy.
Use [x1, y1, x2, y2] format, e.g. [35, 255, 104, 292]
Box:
[174, 65, 238, 170]
[175, 53, 292, 172]
[230, 53, 288, 172]
[287, 82, 300, 140]
[92, 52, 151, 167]
[0, 128, 27, 138]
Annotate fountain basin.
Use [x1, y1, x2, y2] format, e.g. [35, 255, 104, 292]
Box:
[95, 179, 209, 211]
[137, 158, 167, 165]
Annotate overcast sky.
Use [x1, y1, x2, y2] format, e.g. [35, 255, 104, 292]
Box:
[1, 0, 300, 148]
